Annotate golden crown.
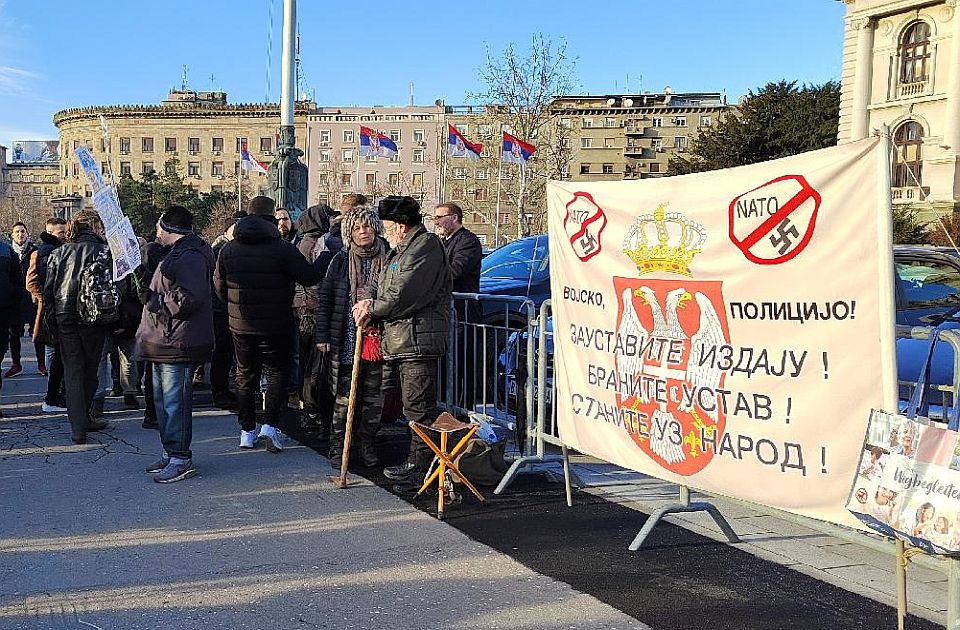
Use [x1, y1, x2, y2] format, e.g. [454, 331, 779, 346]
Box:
[622, 204, 706, 276]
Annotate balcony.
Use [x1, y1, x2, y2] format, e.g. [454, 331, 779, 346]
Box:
[898, 80, 929, 99]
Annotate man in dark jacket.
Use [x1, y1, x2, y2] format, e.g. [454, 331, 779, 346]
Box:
[213, 195, 327, 453]
[352, 196, 452, 483]
[0, 238, 23, 414]
[137, 205, 215, 483]
[138, 234, 171, 429]
[26, 217, 67, 411]
[43, 211, 113, 443]
[209, 216, 239, 409]
[6, 221, 38, 378]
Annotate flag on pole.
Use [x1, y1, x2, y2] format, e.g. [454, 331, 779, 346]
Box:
[241, 142, 269, 175]
[447, 124, 483, 161]
[359, 125, 398, 159]
[502, 132, 536, 165]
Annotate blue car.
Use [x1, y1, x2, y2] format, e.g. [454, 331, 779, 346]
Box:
[478, 234, 550, 327]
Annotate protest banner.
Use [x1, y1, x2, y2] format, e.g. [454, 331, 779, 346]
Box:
[546, 137, 893, 527]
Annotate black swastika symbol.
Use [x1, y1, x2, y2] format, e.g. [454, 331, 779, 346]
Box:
[579, 230, 598, 255]
[769, 218, 800, 255]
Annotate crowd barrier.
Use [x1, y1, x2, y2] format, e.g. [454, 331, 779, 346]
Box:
[440, 295, 960, 627]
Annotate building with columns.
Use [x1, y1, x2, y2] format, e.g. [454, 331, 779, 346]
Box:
[838, 0, 960, 216]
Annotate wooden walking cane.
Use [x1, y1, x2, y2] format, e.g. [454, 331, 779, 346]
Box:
[333, 326, 364, 489]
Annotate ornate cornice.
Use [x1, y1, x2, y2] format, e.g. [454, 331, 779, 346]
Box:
[53, 102, 315, 127]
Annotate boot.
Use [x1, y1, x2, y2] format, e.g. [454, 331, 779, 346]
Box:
[359, 442, 379, 468]
[328, 410, 346, 466]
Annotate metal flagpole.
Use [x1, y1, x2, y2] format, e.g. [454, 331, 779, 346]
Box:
[356, 125, 362, 194]
[494, 125, 504, 247]
[438, 124, 447, 204]
[517, 160, 526, 238]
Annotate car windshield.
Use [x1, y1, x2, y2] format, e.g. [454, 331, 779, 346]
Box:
[481, 236, 549, 280]
[896, 260, 960, 309]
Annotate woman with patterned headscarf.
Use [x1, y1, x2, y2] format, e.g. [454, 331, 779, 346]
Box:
[314, 206, 390, 467]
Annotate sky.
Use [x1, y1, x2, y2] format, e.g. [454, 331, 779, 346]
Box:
[0, 0, 848, 148]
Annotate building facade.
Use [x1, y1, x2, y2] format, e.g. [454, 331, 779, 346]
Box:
[839, 0, 960, 215]
[53, 90, 313, 206]
[304, 104, 445, 211]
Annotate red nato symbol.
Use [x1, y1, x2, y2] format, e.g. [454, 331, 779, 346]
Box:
[728, 174, 821, 265]
[563, 191, 608, 262]
[856, 488, 868, 504]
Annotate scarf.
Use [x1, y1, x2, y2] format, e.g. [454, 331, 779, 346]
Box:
[348, 238, 387, 305]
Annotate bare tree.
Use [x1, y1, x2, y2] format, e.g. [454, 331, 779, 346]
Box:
[472, 34, 578, 237]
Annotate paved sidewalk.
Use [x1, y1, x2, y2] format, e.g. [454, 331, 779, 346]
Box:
[0, 347, 648, 630]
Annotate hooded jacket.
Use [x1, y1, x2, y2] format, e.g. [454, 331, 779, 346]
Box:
[366, 224, 451, 360]
[213, 213, 326, 336]
[136, 232, 215, 363]
[293, 203, 342, 318]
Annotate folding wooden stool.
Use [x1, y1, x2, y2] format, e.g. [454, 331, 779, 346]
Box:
[409, 412, 486, 519]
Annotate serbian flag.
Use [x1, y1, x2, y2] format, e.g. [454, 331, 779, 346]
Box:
[502, 132, 536, 165]
[448, 124, 483, 161]
[241, 143, 268, 175]
[359, 125, 398, 159]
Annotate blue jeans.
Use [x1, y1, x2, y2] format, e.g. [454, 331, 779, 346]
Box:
[153, 363, 194, 460]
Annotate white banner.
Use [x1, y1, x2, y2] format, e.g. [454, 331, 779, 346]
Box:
[547, 138, 892, 527]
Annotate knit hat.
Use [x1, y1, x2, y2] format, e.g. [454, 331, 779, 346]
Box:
[247, 195, 276, 216]
[341, 206, 383, 249]
[377, 195, 422, 226]
[158, 205, 193, 235]
[221, 216, 238, 234]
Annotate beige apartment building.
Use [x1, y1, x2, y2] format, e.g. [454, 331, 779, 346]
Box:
[304, 104, 445, 211]
[53, 90, 313, 206]
[839, 0, 960, 215]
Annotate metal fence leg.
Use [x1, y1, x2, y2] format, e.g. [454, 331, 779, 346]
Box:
[628, 485, 740, 551]
[561, 444, 573, 507]
[897, 539, 907, 630]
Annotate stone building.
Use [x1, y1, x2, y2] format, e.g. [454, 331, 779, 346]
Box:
[838, 0, 960, 216]
[53, 90, 313, 206]
[304, 104, 444, 210]
[0, 144, 62, 231]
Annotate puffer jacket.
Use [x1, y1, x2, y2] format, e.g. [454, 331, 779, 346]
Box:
[293, 204, 341, 319]
[367, 224, 451, 360]
[42, 231, 110, 325]
[136, 233, 215, 363]
[0, 241, 22, 319]
[213, 214, 326, 336]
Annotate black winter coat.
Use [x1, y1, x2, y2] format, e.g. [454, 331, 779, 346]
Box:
[443, 227, 482, 295]
[294, 204, 341, 319]
[42, 232, 111, 325]
[14, 241, 37, 323]
[367, 224, 451, 360]
[213, 214, 326, 336]
[0, 241, 23, 320]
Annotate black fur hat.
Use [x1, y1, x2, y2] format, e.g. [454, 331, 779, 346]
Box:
[377, 195, 422, 226]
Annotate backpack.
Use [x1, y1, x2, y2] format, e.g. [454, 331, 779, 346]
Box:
[77, 248, 120, 325]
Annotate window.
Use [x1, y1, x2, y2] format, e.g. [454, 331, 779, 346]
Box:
[605, 117, 617, 128]
[260, 137, 273, 152]
[341, 172, 352, 186]
[389, 129, 401, 142]
[343, 129, 354, 143]
[142, 161, 154, 174]
[188, 137, 200, 153]
[72, 164, 78, 177]
[476, 168, 489, 180]
[451, 186, 464, 201]
[234, 161, 240, 173]
[413, 129, 425, 143]
[652, 117, 663, 128]
[900, 21, 931, 84]
[319, 129, 331, 144]
[602, 163, 614, 174]
[212, 137, 224, 152]
[72, 140, 79, 150]
[319, 149, 330, 163]
[388, 172, 400, 187]
[101, 162, 108, 175]
[560, 118, 571, 129]
[561, 138, 572, 149]
[582, 118, 594, 128]
[120, 162, 131, 176]
[212, 161, 224, 176]
[581, 138, 593, 149]
[475, 187, 488, 201]
[649, 162, 661, 173]
[675, 136, 688, 150]
[580, 163, 591, 174]
[412, 149, 424, 163]
[652, 138, 664, 151]
[896, 259, 960, 313]
[452, 167, 466, 179]
[480, 236, 549, 281]
[365, 172, 376, 187]
[675, 117, 687, 127]
[188, 162, 200, 176]
[893, 121, 923, 187]
[478, 124, 492, 137]
[455, 124, 468, 135]
[235, 137, 248, 152]
[389, 152, 400, 163]
[318, 172, 329, 186]
[119, 137, 130, 154]
[604, 137, 616, 148]
[342, 148, 354, 162]
[699, 116, 712, 128]
[164, 137, 177, 152]
[142, 137, 154, 153]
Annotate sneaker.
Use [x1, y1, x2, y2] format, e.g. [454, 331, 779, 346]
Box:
[383, 460, 419, 481]
[258, 424, 283, 453]
[239, 430, 257, 449]
[3, 364, 22, 378]
[41, 402, 68, 413]
[123, 394, 140, 410]
[37, 364, 48, 377]
[145, 455, 170, 474]
[153, 458, 197, 484]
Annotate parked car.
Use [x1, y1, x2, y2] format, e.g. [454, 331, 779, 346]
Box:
[477, 234, 550, 327]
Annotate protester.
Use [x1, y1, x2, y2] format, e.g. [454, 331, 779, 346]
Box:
[209, 215, 240, 409]
[42, 210, 114, 444]
[214, 195, 327, 453]
[294, 202, 343, 436]
[0, 236, 24, 415]
[137, 205, 215, 483]
[276, 206, 302, 410]
[6, 222, 39, 378]
[138, 224, 172, 430]
[26, 217, 67, 412]
[316, 205, 389, 467]
[351, 196, 451, 486]
[275, 207, 297, 243]
[434, 202, 483, 409]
